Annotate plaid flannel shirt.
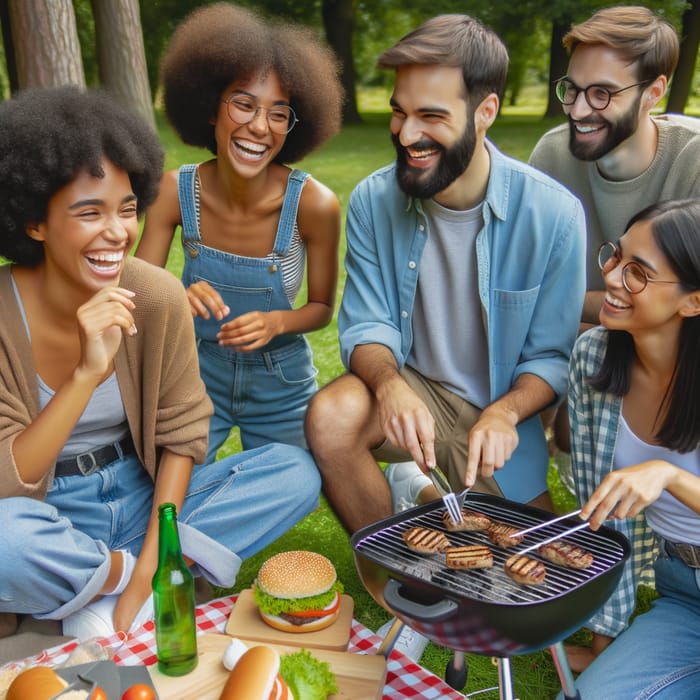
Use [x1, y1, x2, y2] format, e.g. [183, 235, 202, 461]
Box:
[568, 326, 659, 637]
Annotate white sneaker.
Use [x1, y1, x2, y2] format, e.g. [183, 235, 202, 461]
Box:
[384, 461, 432, 513]
[376, 617, 429, 661]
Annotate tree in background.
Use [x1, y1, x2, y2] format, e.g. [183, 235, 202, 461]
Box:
[5, 0, 84, 89]
[667, 0, 700, 112]
[0, 0, 154, 125]
[92, 0, 154, 127]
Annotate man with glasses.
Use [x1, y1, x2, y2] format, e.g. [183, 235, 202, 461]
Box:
[530, 5, 700, 329]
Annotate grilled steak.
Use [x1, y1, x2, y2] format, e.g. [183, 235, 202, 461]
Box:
[538, 539, 594, 569]
[442, 508, 492, 532]
[504, 554, 546, 585]
[487, 521, 525, 548]
[402, 526, 451, 554]
[445, 545, 494, 570]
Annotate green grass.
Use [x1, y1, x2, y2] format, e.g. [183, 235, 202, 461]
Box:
[155, 106, 653, 699]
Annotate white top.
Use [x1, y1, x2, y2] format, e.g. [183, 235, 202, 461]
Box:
[615, 411, 700, 545]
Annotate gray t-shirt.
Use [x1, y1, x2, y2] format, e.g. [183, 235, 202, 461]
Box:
[407, 198, 490, 408]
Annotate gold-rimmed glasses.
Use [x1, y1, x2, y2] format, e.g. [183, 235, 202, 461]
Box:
[222, 95, 298, 135]
[597, 241, 679, 294]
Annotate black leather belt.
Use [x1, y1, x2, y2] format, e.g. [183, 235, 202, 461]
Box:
[54, 436, 136, 477]
[664, 539, 700, 568]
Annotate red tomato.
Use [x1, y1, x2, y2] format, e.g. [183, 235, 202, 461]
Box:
[121, 684, 157, 700]
[91, 687, 108, 700]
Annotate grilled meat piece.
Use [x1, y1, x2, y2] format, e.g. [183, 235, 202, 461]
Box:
[538, 539, 594, 569]
[504, 554, 546, 585]
[402, 526, 451, 554]
[442, 508, 492, 532]
[445, 545, 494, 570]
[487, 521, 525, 548]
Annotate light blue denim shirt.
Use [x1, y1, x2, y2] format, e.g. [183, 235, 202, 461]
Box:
[339, 141, 586, 501]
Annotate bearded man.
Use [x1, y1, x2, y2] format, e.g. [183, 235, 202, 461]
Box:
[305, 14, 584, 534]
[530, 5, 700, 328]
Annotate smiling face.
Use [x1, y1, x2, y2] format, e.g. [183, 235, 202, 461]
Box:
[214, 70, 290, 176]
[389, 64, 477, 199]
[599, 220, 686, 335]
[564, 44, 647, 162]
[29, 160, 138, 292]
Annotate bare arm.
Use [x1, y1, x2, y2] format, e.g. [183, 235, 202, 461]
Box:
[350, 343, 438, 469]
[134, 169, 181, 267]
[465, 373, 556, 486]
[581, 460, 700, 530]
[113, 448, 193, 633]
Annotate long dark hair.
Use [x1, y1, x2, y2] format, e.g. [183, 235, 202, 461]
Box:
[589, 199, 700, 452]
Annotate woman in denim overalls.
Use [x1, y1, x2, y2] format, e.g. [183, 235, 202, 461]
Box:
[137, 4, 343, 461]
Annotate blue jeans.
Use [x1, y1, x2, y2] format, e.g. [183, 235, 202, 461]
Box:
[199, 337, 317, 461]
[0, 443, 320, 620]
[559, 552, 700, 700]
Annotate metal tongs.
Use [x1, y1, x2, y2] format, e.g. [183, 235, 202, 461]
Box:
[508, 508, 590, 555]
[426, 464, 469, 524]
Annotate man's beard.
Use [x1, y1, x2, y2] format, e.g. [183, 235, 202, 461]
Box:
[393, 113, 477, 199]
[568, 94, 642, 161]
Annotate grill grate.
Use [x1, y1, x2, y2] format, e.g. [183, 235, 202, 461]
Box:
[353, 499, 626, 605]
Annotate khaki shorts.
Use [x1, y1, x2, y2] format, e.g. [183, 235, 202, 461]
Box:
[371, 365, 503, 498]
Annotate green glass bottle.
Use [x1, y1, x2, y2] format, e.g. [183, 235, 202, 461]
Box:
[152, 502, 198, 676]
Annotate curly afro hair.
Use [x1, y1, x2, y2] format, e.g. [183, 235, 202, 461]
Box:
[160, 2, 343, 163]
[0, 86, 164, 266]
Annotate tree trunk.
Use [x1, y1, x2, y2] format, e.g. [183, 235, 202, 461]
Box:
[322, 0, 362, 125]
[666, 0, 700, 114]
[8, 0, 84, 88]
[91, 0, 154, 128]
[544, 19, 570, 119]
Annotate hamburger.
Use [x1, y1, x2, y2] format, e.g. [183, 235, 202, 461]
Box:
[253, 551, 343, 633]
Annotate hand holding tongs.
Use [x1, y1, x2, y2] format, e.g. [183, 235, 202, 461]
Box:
[426, 464, 469, 524]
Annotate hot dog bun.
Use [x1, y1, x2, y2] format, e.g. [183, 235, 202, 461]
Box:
[218, 646, 293, 700]
[7, 666, 68, 700]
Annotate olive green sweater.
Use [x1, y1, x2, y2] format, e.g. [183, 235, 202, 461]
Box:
[529, 114, 700, 290]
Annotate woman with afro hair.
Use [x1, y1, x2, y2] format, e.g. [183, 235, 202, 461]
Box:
[0, 86, 320, 646]
[137, 3, 343, 460]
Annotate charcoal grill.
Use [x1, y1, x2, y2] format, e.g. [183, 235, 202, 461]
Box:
[351, 493, 630, 699]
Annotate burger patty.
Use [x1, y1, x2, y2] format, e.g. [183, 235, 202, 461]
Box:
[445, 544, 494, 569]
[280, 611, 328, 626]
[487, 521, 525, 548]
[403, 526, 451, 554]
[538, 539, 594, 569]
[504, 554, 546, 585]
[442, 508, 492, 532]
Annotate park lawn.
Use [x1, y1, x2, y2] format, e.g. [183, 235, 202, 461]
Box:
[153, 107, 648, 699]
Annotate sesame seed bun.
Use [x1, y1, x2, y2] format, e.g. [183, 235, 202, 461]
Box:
[257, 551, 337, 599]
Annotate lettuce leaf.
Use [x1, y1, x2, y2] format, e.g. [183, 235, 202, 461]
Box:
[253, 580, 343, 616]
[279, 648, 338, 700]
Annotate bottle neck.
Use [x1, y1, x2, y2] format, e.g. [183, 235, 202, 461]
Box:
[157, 503, 183, 563]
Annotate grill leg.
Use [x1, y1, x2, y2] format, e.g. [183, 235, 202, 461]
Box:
[550, 642, 581, 700]
[496, 657, 515, 700]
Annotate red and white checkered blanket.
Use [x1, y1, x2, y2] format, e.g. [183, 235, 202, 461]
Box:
[8, 595, 464, 699]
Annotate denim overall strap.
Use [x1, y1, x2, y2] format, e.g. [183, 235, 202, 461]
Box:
[272, 169, 309, 257]
[178, 164, 201, 256]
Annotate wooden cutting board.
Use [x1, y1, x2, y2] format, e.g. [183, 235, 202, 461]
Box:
[225, 588, 354, 651]
[148, 633, 387, 700]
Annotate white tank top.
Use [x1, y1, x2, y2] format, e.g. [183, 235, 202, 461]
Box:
[614, 411, 700, 545]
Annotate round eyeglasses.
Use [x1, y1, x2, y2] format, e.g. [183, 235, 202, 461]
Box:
[597, 241, 679, 294]
[554, 77, 651, 111]
[223, 95, 298, 135]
